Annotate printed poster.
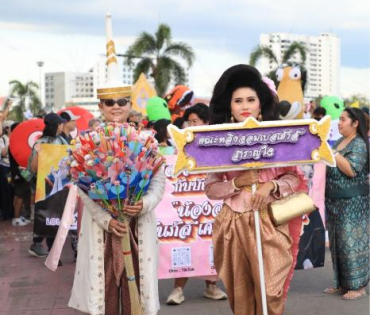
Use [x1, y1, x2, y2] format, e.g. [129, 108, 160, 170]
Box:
[156, 155, 222, 279]
[34, 144, 76, 235]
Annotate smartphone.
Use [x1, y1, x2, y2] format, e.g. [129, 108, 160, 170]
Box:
[1, 97, 15, 112]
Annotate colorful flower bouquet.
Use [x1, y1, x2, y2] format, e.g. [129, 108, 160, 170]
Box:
[69, 123, 164, 211]
[69, 122, 165, 315]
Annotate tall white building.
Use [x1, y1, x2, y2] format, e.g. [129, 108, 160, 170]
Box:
[44, 59, 137, 116]
[258, 33, 340, 100]
[44, 72, 95, 111]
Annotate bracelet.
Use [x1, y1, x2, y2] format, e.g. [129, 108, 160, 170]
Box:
[334, 151, 339, 157]
[270, 180, 278, 194]
[232, 177, 241, 191]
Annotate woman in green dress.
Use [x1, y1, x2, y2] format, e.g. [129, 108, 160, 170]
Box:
[325, 107, 369, 300]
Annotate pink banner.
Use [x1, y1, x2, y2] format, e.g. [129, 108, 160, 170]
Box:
[156, 156, 222, 279]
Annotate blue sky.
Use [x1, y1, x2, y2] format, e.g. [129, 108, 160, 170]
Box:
[0, 0, 369, 97]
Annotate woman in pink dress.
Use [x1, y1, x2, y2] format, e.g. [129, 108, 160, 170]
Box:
[205, 64, 307, 315]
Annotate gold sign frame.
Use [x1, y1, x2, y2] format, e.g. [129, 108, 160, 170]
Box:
[168, 116, 335, 177]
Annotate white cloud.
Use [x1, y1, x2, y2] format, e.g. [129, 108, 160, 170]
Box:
[2, 0, 369, 35]
[0, 30, 101, 95]
[0, 2, 369, 101]
[0, 21, 55, 32]
[3, 0, 163, 20]
[162, 0, 370, 33]
[340, 67, 370, 98]
[188, 43, 248, 97]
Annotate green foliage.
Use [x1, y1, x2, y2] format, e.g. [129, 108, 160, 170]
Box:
[282, 42, 308, 65]
[249, 41, 308, 87]
[8, 80, 42, 121]
[125, 24, 195, 96]
[249, 45, 278, 67]
[343, 94, 370, 108]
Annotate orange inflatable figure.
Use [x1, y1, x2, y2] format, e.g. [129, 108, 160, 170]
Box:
[275, 66, 307, 300]
[164, 85, 194, 121]
[276, 66, 305, 120]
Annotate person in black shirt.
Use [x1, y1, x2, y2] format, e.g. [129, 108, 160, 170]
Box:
[59, 110, 80, 144]
[9, 123, 31, 225]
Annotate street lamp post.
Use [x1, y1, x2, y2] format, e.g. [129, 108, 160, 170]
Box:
[36, 61, 44, 109]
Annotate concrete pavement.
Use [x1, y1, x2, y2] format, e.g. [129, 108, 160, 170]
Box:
[0, 220, 368, 315]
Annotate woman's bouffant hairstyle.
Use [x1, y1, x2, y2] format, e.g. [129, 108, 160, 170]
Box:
[209, 64, 279, 125]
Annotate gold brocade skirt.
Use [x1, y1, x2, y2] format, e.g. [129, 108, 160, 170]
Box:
[213, 204, 293, 315]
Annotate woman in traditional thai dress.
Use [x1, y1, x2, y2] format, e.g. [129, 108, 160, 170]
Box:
[205, 64, 307, 315]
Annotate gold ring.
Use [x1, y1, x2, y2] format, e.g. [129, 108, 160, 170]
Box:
[244, 183, 259, 192]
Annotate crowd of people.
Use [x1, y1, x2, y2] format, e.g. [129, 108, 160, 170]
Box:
[0, 64, 369, 315]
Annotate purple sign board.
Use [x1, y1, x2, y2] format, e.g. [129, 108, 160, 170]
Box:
[168, 117, 335, 176]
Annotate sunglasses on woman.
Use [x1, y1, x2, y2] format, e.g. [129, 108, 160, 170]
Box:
[102, 98, 129, 107]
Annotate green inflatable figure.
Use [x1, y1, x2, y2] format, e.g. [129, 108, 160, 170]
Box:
[320, 96, 344, 120]
[146, 97, 171, 121]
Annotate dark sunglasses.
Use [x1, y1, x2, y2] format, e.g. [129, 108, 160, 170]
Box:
[102, 98, 129, 107]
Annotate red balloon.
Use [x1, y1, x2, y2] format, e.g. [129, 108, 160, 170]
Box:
[58, 106, 94, 137]
[9, 118, 44, 168]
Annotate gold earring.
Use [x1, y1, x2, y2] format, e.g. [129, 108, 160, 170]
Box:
[231, 116, 235, 123]
[258, 113, 262, 121]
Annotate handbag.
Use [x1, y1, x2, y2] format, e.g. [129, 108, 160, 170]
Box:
[268, 192, 317, 226]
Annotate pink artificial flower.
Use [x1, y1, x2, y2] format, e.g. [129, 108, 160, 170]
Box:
[262, 76, 277, 95]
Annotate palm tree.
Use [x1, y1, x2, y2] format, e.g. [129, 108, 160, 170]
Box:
[125, 24, 195, 96]
[249, 41, 308, 86]
[8, 80, 41, 121]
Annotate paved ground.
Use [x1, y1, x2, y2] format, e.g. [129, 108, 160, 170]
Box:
[0, 221, 368, 315]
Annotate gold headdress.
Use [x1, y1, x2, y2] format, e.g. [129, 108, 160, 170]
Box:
[97, 13, 132, 100]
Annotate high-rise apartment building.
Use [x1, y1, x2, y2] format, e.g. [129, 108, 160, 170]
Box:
[258, 33, 340, 100]
[44, 72, 94, 111]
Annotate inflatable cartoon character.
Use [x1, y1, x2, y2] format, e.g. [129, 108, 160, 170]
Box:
[272, 68, 308, 297]
[9, 119, 44, 168]
[276, 66, 305, 120]
[146, 97, 171, 121]
[320, 96, 344, 120]
[164, 85, 194, 121]
[320, 96, 344, 146]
